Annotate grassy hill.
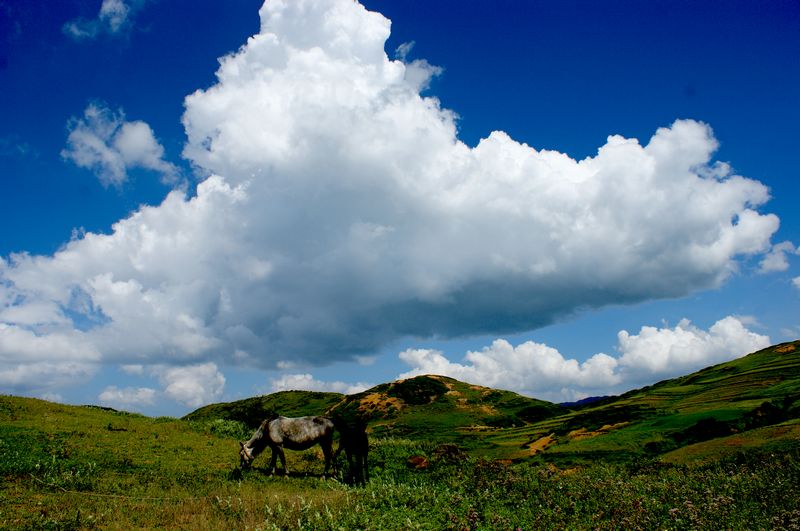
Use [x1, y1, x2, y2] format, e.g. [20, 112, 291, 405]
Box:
[491, 340, 800, 464]
[185, 374, 565, 450]
[326, 375, 564, 446]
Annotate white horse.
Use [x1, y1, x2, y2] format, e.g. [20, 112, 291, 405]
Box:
[239, 415, 335, 477]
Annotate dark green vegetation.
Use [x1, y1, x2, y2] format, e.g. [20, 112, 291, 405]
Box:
[2, 341, 799, 529]
[185, 390, 343, 429]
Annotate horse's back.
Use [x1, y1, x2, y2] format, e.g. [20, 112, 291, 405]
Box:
[270, 416, 334, 448]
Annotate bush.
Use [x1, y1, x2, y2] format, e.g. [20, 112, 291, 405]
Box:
[190, 419, 252, 440]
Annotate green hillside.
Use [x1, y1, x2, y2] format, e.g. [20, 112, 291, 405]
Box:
[327, 375, 564, 448]
[496, 340, 800, 464]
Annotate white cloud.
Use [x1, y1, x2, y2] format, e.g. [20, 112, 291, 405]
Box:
[399, 343, 620, 402]
[40, 392, 65, 403]
[63, 0, 139, 40]
[0, 0, 783, 395]
[395, 41, 415, 61]
[793, 277, 800, 290]
[268, 373, 370, 395]
[98, 385, 157, 409]
[616, 316, 770, 382]
[758, 240, 797, 273]
[0, 359, 97, 394]
[156, 363, 225, 408]
[399, 316, 771, 402]
[62, 103, 180, 187]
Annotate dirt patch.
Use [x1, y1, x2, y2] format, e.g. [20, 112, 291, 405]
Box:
[357, 393, 403, 415]
[775, 343, 798, 353]
[568, 422, 629, 441]
[529, 434, 556, 455]
[478, 404, 498, 415]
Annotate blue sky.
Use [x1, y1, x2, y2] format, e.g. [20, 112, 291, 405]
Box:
[1, 0, 798, 417]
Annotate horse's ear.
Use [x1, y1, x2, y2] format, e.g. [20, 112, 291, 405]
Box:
[239, 441, 244, 449]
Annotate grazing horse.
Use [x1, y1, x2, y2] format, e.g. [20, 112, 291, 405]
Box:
[331, 416, 369, 484]
[239, 415, 335, 477]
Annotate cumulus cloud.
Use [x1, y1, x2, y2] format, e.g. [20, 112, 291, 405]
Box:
[399, 316, 771, 402]
[63, 0, 140, 40]
[268, 373, 370, 395]
[758, 241, 798, 273]
[399, 342, 620, 402]
[616, 316, 770, 383]
[0, 0, 783, 399]
[156, 363, 225, 408]
[793, 277, 800, 290]
[62, 103, 180, 187]
[98, 385, 157, 410]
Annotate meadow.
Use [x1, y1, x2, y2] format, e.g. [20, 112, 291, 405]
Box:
[2, 395, 800, 530]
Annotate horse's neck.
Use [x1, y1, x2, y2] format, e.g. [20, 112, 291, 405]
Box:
[245, 425, 271, 456]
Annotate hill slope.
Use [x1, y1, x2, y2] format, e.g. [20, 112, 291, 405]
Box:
[499, 340, 800, 463]
[327, 375, 564, 448]
[183, 390, 343, 428]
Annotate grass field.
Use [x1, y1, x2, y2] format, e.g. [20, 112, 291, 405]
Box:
[3, 395, 800, 530]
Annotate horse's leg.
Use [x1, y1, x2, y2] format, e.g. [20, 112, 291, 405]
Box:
[332, 443, 343, 477]
[276, 445, 288, 476]
[344, 448, 357, 484]
[360, 449, 368, 483]
[352, 449, 366, 485]
[321, 437, 333, 479]
[268, 445, 278, 475]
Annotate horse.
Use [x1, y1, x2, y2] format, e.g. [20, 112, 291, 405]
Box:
[239, 414, 335, 477]
[330, 415, 369, 484]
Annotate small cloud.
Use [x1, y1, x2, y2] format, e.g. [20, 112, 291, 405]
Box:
[62, 102, 181, 188]
[40, 392, 64, 403]
[394, 40, 443, 92]
[268, 373, 370, 395]
[793, 277, 800, 290]
[63, 0, 141, 41]
[98, 385, 157, 409]
[758, 240, 797, 273]
[156, 363, 225, 408]
[354, 355, 377, 366]
[404, 58, 443, 92]
[121, 364, 145, 375]
[395, 41, 415, 61]
[780, 325, 800, 339]
[0, 135, 38, 159]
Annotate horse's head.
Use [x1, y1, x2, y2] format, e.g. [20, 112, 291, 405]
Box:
[239, 441, 255, 469]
